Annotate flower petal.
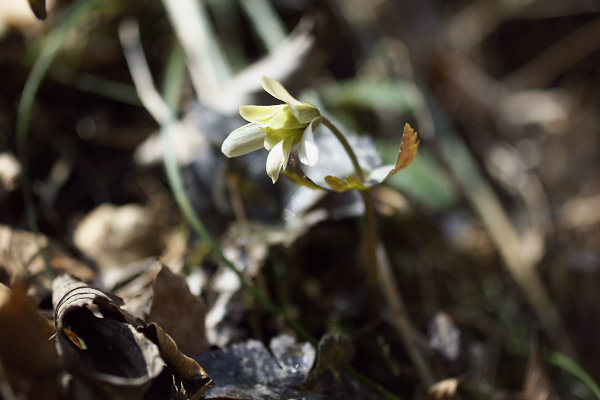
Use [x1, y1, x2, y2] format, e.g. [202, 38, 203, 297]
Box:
[264, 135, 281, 151]
[292, 103, 321, 125]
[240, 105, 284, 123]
[298, 119, 319, 166]
[266, 141, 285, 183]
[261, 77, 320, 124]
[221, 123, 266, 157]
[266, 138, 293, 183]
[268, 107, 305, 130]
[281, 138, 293, 171]
[261, 76, 303, 107]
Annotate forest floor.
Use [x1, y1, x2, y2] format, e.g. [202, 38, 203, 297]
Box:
[1, 0, 600, 399]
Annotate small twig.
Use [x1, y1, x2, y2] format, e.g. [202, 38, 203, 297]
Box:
[376, 243, 436, 387]
[504, 15, 600, 90]
[419, 88, 575, 357]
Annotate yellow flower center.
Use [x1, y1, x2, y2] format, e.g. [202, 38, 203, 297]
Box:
[260, 106, 307, 140]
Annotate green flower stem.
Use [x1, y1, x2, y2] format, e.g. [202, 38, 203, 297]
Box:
[322, 117, 366, 183]
[322, 117, 379, 304]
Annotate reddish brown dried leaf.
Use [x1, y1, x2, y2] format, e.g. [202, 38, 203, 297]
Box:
[0, 284, 59, 400]
[143, 323, 211, 400]
[388, 123, 420, 177]
[149, 264, 208, 354]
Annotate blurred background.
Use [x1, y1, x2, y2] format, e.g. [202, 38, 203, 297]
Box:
[1, 0, 600, 398]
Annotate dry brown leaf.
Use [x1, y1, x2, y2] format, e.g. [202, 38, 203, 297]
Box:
[149, 264, 208, 354]
[73, 203, 161, 272]
[0, 283, 60, 400]
[52, 275, 164, 400]
[142, 323, 211, 400]
[388, 123, 420, 176]
[52, 274, 127, 325]
[0, 224, 94, 304]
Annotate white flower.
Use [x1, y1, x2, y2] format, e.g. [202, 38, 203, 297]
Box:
[221, 76, 321, 183]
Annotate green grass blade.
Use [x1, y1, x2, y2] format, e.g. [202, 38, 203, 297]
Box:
[16, 0, 102, 281]
[161, 0, 231, 102]
[238, 0, 287, 51]
[546, 352, 600, 400]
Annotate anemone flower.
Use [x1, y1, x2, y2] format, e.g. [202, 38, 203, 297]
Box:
[221, 76, 321, 183]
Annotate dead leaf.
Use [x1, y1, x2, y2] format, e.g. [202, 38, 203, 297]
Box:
[0, 224, 94, 304]
[0, 283, 60, 400]
[52, 275, 164, 400]
[73, 203, 162, 273]
[386, 123, 420, 177]
[141, 323, 212, 400]
[149, 264, 208, 355]
[52, 274, 127, 324]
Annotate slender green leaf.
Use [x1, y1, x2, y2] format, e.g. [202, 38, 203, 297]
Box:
[17, 0, 102, 281]
[546, 352, 600, 400]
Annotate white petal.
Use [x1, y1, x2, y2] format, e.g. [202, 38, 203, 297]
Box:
[298, 120, 319, 166]
[221, 123, 266, 157]
[265, 139, 293, 183]
[261, 76, 303, 107]
[281, 138, 293, 171]
[266, 140, 285, 183]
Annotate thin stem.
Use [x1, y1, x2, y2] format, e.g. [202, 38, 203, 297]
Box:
[323, 116, 435, 387]
[322, 117, 378, 305]
[322, 117, 365, 183]
[360, 189, 379, 308]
